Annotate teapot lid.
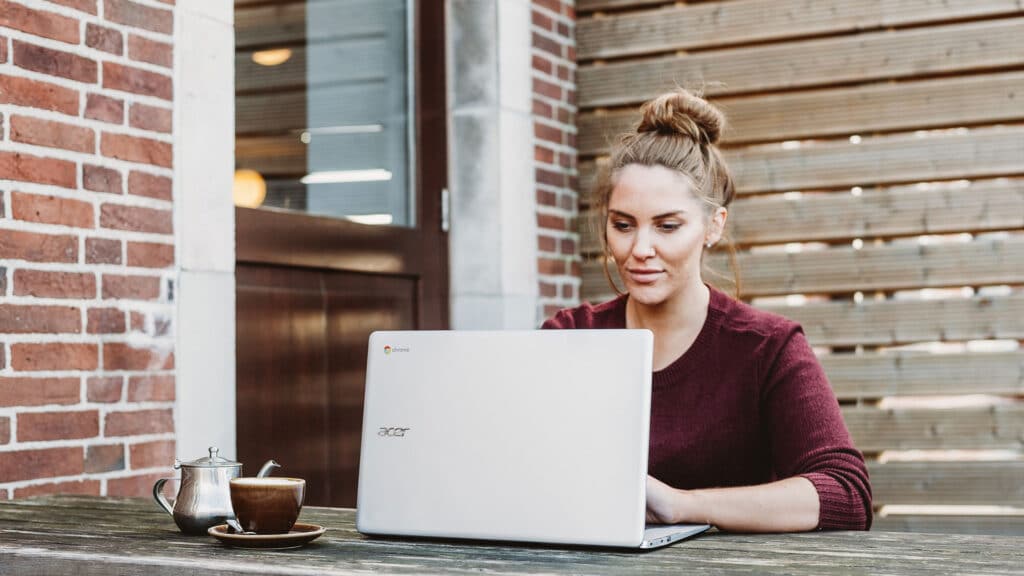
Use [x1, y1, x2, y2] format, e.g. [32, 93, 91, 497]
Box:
[178, 447, 242, 468]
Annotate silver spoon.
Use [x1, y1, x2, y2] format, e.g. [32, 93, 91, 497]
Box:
[225, 517, 255, 535]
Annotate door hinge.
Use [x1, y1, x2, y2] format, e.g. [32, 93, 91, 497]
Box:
[441, 187, 450, 232]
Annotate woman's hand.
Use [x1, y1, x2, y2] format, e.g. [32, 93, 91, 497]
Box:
[645, 475, 683, 524]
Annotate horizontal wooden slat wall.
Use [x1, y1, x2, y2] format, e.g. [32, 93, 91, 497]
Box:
[577, 0, 1024, 534]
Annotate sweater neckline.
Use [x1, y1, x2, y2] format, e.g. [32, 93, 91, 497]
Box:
[615, 286, 727, 384]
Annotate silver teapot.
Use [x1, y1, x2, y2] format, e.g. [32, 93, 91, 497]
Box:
[152, 447, 279, 534]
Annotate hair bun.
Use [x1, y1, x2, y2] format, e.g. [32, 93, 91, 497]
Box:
[636, 89, 725, 145]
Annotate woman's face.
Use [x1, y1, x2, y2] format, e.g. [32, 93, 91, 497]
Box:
[606, 164, 725, 307]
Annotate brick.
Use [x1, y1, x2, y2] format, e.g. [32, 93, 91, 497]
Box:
[0, 304, 80, 334]
[128, 374, 174, 402]
[11, 191, 94, 228]
[100, 203, 173, 234]
[103, 62, 172, 100]
[0, 229, 77, 263]
[557, 22, 570, 38]
[538, 258, 567, 275]
[102, 274, 160, 300]
[0, 417, 8, 444]
[11, 115, 95, 154]
[104, 343, 174, 370]
[87, 307, 125, 334]
[18, 410, 99, 442]
[14, 480, 101, 498]
[0, 345, 4, 369]
[131, 311, 145, 332]
[47, 0, 98, 14]
[13, 40, 98, 83]
[536, 167, 566, 188]
[0, 377, 80, 407]
[538, 235, 557, 253]
[85, 93, 124, 124]
[0, 1, 80, 44]
[0, 447, 83, 483]
[86, 237, 122, 264]
[83, 164, 123, 194]
[101, 132, 172, 167]
[533, 77, 562, 100]
[534, 123, 562, 144]
[532, 32, 562, 57]
[86, 23, 123, 55]
[108, 472, 166, 497]
[533, 98, 553, 118]
[127, 171, 171, 200]
[562, 284, 575, 299]
[105, 409, 174, 437]
[0, 151, 77, 188]
[127, 241, 174, 268]
[540, 281, 557, 297]
[0, 35, 7, 63]
[128, 34, 172, 68]
[87, 376, 122, 403]
[560, 237, 577, 255]
[532, 10, 553, 31]
[537, 188, 557, 207]
[12, 343, 98, 372]
[535, 145, 555, 164]
[536, 53, 552, 74]
[129, 103, 172, 133]
[543, 304, 561, 319]
[85, 444, 125, 473]
[105, 0, 174, 35]
[130, 439, 174, 470]
[0, 76, 79, 116]
[14, 270, 96, 299]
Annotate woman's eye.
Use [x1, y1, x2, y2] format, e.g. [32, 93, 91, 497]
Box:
[611, 221, 633, 231]
[658, 222, 681, 232]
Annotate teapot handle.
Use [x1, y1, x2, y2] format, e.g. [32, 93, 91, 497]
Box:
[152, 477, 175, 517]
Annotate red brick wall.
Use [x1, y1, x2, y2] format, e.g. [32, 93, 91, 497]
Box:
[532, 0, 579, 320]
[0, 0, 176, 499]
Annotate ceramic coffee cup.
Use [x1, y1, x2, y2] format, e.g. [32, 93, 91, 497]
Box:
[229, 477, 305, 534]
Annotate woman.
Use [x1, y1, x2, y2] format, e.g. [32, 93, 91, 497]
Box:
[543, 89, 872, 532]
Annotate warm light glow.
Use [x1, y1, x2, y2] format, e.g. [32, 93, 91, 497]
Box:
[251, 48, 293, 66]
[300, 169, 392, 184]
[233, 169, 266, 208]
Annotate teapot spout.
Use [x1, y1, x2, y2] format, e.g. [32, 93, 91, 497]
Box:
[256, 460, 281, 478]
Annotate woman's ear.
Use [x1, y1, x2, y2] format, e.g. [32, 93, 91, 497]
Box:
[706, 207, 728, 246]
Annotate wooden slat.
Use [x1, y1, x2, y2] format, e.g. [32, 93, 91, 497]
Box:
[578, 71, 1024, 153]
[577, 0, 671, 13]
[580, 179, 1024, 252]
[760, 293, 1024, 348]
[579, 126, 1024, 197]
[822, 351, 1024, 399]
[873, 514, 1024, 535]
[843, 404, 1024, 451]
[581, 236, 1024, 300]
[578, 18, 1024, 107]
[869, 461, 1024, 506]
[578, 0, 1024, 60]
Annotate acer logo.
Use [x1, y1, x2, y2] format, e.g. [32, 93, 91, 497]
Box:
[378, 427, 411, 437]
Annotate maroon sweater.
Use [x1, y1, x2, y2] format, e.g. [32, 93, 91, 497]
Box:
[543, 287, 872, 530]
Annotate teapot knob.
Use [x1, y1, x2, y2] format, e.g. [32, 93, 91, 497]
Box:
[209, 447, 219, 459]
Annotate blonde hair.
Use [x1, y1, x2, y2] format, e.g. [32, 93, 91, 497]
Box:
[593, 88, 740, 295]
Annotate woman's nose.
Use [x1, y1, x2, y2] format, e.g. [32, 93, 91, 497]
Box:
[632, 230, 656, 259]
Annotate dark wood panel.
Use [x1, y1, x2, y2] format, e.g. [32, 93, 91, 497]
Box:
[325, 274, 416, 507]
[235, 265, 330, 504]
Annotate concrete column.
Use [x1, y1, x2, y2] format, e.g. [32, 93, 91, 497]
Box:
[447, 0, 539, 329]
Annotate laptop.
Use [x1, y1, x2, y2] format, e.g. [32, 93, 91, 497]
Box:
[356, 329, 710, 549]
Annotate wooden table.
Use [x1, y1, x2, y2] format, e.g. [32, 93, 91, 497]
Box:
[0, 496, 1020, 575]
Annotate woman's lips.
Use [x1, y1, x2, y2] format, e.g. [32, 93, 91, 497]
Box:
[627, 269, 663, 284]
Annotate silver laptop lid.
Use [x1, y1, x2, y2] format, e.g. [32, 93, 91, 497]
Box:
[356, 329, 654, 547]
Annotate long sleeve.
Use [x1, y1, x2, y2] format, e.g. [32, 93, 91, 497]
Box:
[761, 324, 873, 530]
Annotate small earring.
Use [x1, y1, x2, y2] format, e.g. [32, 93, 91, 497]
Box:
[705, 241, 713, 248]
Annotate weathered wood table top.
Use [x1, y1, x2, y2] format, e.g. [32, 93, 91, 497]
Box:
[0, 496, 1021, 575]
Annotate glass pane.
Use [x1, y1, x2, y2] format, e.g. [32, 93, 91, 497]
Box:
[234, 0, 414, 227]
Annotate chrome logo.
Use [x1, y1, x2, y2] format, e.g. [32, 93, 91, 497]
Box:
[384, 345, 392, 355]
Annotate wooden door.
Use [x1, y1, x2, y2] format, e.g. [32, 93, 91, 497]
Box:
[233, 1, 447, 507]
